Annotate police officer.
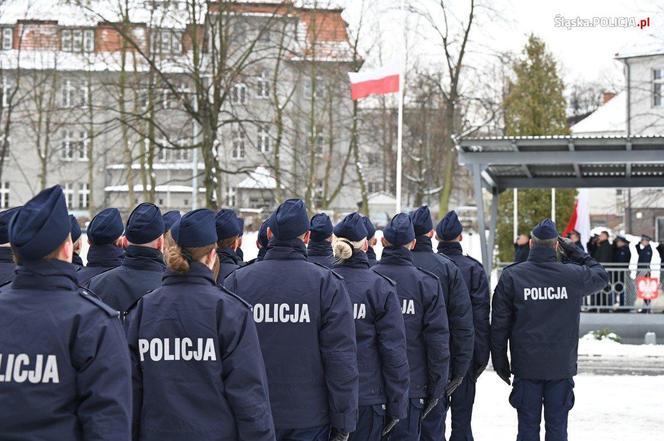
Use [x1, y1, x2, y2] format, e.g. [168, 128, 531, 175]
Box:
[254, 215, 272, 263]
[373, 213, 451, 441]
[308, 212, 335, 267]
[0, 206, 20, 285]
[215, 208, 243, 283]
[0, 185, 131, 440]
[236, 215, 245, 262]
[87, 203, 166, 314]
[70, 215, 84, 270]
[409, 206, 475, 441]
[126, 209, 275, 441]
[78, 207, 125, 284]
[362, 216, 378, 266]
[436, 210, 491, 441]
[332, 212, 409, 441]
[637, 235, 654, 312]
[224, 199, 358, 441]
[163, 210, 181, 233]
[491, 219, 609, 441]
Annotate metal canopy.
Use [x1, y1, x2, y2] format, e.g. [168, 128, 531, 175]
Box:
[455, 135, 664, 274]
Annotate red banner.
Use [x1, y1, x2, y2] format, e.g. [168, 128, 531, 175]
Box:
[636, 276, 660, 300]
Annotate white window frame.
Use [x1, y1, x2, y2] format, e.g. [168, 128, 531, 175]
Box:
[61, 29, 72, 51]
[72, 30, 83, 52]
[79, 80, 89, 107]
[83, 30, 94, 52]
[654, 68, 664, 107]
[2, 77, 12, 108]
[257, 71, 270, 99]
[232, 83, 247, 104]
[231, 126, 246, 160]
[0, 182, 9, 209]
[0, 135, 10, 159]
[78, 130, 89, 161]
[63, 183, 74, 208]
[2, 28, 12, 50]
[162, 88, 173, 109]
[257, 124, 271, 153]
[61, 130, 75, 160]
[225, 186, 236, 207]
[161, 30, 171, 53]
[78, 182, 89, 209]
[171, 31, 182, 53]
[304, 76, 324, 99]
[62, 80, 75, 108]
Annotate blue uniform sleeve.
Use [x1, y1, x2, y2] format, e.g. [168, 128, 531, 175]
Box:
[578, 255, 610, 296]
[490, 273, 514, 374]
[125, 301, 144, 440]
[446, 264, 475, 378]
[374, 281, 410, 419]
[218, 301, 276, 441]
[422, 277, 450, 399]
[73, 313, 132, 441]
[319, 274, 359, 433]
[469, 263, 491, 371]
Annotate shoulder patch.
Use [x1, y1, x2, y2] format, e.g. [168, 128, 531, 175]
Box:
[416, 266, 441, 281]
[78, 288, 120, 318]
[218, 285, 252, 309]
[371, 269, 396, 286]
[311, 261, 344, 279]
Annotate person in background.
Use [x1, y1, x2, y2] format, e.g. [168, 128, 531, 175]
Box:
[236, 216, 245, 262]
[308, 213, 335, 268]
[362, 216, 378, 266]
[253, 215, 273, 263]
[70, 215, 84, 271]
[215, 209, 243, 283]
[590, 231, 613, 308]
[586, 234, 599, 256]
[514, 233, 530, 263]
[0, 207, 20, 285]
[657, 241, 664, 298]
[567, 230, 584, 251]
[332, 212, 409, 441]
[637, 235, 654, 313]
[612, 235, 631, 310]
[78, 208, 125, 284]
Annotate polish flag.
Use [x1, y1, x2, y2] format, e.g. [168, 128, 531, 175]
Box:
[348, 64, 400, 101]
[562, 189, 591, 251]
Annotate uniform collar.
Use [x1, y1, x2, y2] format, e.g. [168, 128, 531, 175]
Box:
[438, 241, 463, 256]
[87, 243, 124, 267]
[0, 246, 13, 263]
[264, 238, 308, 261]
[72, 253, 84, 267]
[12, 259, 79, 291]
[123, 245, 165, 272]
[308, 240, 333, 257]
[256, 246, 268, 261]
[334, 251, 369, 269]
[527, 247, 557, 263]
[366, 246, 377, 261]
[217, 247, 242, 265]
[379, 246, 414, 266]
[162, 262, 216, 286]
[412, 235, 434, 253]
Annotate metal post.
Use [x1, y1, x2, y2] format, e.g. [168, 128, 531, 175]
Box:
[191, 95, 199, 210]
[513, 188, 518, 239]
[551, 188, 556, 223]
[395, 0, 405, 214]
[488, 189, 498, 270]
[472, 164, 489, 272]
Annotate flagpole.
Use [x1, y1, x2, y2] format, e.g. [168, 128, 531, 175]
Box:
[551, 188, 556, 223]
[395, 0, 405, 214]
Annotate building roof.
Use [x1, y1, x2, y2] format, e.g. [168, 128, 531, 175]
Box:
[237, 166, 277, 189]
[615, 36, 664, 59]
[571, 92, 626, 136]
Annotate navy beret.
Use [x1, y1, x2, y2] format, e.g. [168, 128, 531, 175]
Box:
[333, 212, 368, 242]
[126, 203, 164, 244]
[171, 209, 217, 248]
[436, 210, 463, 241]
[362, 216, 376, 239]
[0, 207, 20, 244]
[69, 215, 82, 243]
[271, 199, 309, 241]
[215, 209, 241, 240]
[410, 206, 434, 236]
[310, 213, 333, 241]
[383, 213, 415, 247]
[532, 218, 558, 240]
[88, 208, 124, 245]
[258, 214, 272, 248]
[9, 186, 70, 261]
[236, 216, 245, 234]
[163, 210, 181, 232]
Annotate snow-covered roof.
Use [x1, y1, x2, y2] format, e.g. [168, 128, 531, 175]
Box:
[368, 191, 396, 205]
[107, 162, 204, 170]
[571, 92, 626, 136]
[237, 166, 277, 189]
[615, 35, 664, 59]
[105, 184, 198, 193]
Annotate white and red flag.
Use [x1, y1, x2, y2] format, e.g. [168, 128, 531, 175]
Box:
[348, 63, 400, 101]
[562, 189, 591, 250]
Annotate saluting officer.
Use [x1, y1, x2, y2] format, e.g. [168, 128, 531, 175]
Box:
[409, 206, 475, 441]
[224, 199, 358, 441]
[332, 213, 410, 441]
[491, 219, 608, 441]
[125, 209, 275, 441]
[215, 208, 243, 283]
[78, 207, 125, 284]
[308, 212, 335, 268]
[0, 185, 132, 440]
[362, 216, 378, 267]
[0, 206, 20, 285]
[87, 203, 166, 314]
[70, 215, 84, 270]
[373, 213, 451, 441]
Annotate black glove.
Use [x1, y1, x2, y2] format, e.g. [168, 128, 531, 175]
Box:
[445, 375, 464, 396]
[329, 429, 349, 441]
[495, 366, 511, 385]
[420, 397, 439, 421]
[475, 364, 487, 380]
[557, 236, 586, 263]
[381, 417, 399, 438]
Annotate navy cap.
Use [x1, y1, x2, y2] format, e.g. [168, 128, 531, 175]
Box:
[171, 209, 217, 248]
[0, 207, 20, 244]
[333, 212, 368, 242]
[436, 210, 463, 241]
[615, 235, 630, 244]
[215, 209, 241, 240]
[383, 213, 415, 247]
[236, 216, 245, 234]
[163, 210, 181, 232]
[125, 203, 164, 244]
[362, 216, 376, 239]
[642, 234, 652, 242]
[70, 215, 82, 243]
[310, 213, 333, 241]
[271, 199, 309, 241]
[88, 208, 124, 245]
[532, 218, 558, 240]
[258, 214, 272, 248]
[410, 206, 434, 236]
[9, 186, 70, 261]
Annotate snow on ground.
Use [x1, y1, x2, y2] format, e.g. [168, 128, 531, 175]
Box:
[579, 333, 664, 357]
[468, 373, 664, 441]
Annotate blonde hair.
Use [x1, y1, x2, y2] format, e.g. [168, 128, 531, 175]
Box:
[165, 242, 216, 274]
[332, 236, 367, 262]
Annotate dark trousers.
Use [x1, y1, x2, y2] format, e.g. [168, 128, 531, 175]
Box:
[349, 405, 385, 441]
[276, 425, 329, 441]
[420, 374, 477, 441]
[509, 378, 575, 441]
[387, 398, 424, 441]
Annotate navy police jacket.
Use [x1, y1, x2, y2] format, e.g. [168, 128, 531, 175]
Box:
[491, 247, 608, 380]
[87, 245, 165, 314]
[126, 263, 275, 441]
[613, 246, 631, 264]
[438, 241, 491, 375]
[224, 239, 359, 433]
[307, 240, 335, 268]
[0, 247, 16, 285]
[72, 253, 84, 271]
[333, 251, 409, 419]
[411, 237, 474, 379]
[637, 244, 653, 266]
[78, 243, 124, 284]
[0, 260, 132, 441]
[514, 243, 529, 263]
[373, 246, 450, 400]
[366, 246, 378, 267]
[216, 247, 243, 283]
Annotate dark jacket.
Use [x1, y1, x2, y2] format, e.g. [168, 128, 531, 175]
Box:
[0, 247, 16, 286]
[410, 236, 474, 378]
[491, 247, 608, 380]
[307, 240, 335, 268]
[72, 253, 84, 271]
[87, 245, 165, 313]
[126, 263, 274, 441]
[333, 251, 409, 419]
[366, 246, 378, 267]
[514, 243, 530, 263]
[592, 240, 613, 263]
[438, 241, 491, 376]
[78, 244, 124, 284]
[613, 245, 631, 264]
[373, 246, 450, 400]
[637, 244, 653, 266]
[216, 247, 243, 284]
[0, 260, 131, 441]
[224, 239, 358, 433]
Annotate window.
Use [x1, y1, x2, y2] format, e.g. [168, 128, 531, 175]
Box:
[231, 127, 246, 160]
[2, 77, 12, 107]
[367, 181, 382, 193]
[83, 30, 94, 52]
[77, 130, 89, 160]
[257, 125, 271, 153]
[78, 183, 89, 209]
[162, 88, 173, 109]
[366, 152, 380, 164]
[0, 135, 9, 159]
[654, 69, 664, 107]
[310, 124, 325, 154]
[63, 183, 74, 208]
[61, 30, 72, 51]
[79, 81, 89, 107]
[0, 182, 9, 209]
[171, 31, 182, 53]
[304, 76, 324, 99]
[61, 130, 75, 160]
[157, 147, 169, 161]
[2, 28, 12, 50]
[258, 29, 272, 43]
[257, 71, 270, 99]
[72, 30, 83, 52]
[62, 80, 75, 107]
[174, 147, 190, 161]
[314, 179, 324, 207]
[151, 29, 182, 54]
[225, 186, 236, 207]
[232, 84, 247, 104]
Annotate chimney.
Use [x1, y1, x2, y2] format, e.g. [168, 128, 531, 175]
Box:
[602, 91, 616, 104]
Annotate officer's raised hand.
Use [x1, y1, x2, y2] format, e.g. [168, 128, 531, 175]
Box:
[329, 428, 349, 441]
[382, 416, 400, 437]
[557, 236, 587, 263]
[445, 375, 464, 396]
[421, 397, 440, 421]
